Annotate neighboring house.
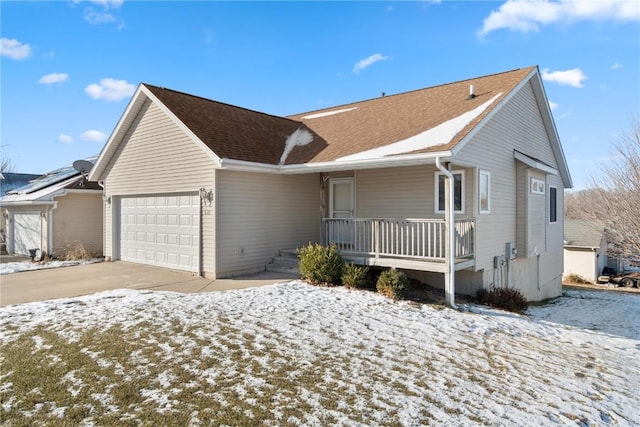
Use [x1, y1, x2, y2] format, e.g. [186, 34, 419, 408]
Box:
[0, 157, 103, 258]
[0, 172, 41, 252]
[89, 66, 572, 302]
[563, 219, 607, 282]
[1, 172, 42, 195]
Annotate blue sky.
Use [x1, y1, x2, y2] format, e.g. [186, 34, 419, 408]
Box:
[1, 0, 638, 190]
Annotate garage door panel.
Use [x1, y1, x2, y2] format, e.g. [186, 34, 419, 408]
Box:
[13, 212, 42, 255]
[119, 192, 199, 272]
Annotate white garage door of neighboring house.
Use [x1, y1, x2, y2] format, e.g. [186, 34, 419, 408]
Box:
[119, 193, 200, 272]
[13, 212, 42, 255]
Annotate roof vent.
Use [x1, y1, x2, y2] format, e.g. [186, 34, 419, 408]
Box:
[468, 84, 476, 100]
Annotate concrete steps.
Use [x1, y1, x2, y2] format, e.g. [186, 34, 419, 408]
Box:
[265, 249, 299, 275]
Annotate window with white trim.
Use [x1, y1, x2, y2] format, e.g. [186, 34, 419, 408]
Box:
[531, 178, 545, 195]
[435, 170, 465, 214]
[479, 170, 490, 214]
[549, 185, 558, 223]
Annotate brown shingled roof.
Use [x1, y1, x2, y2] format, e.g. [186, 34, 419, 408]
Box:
[143, 84, 327, 165]
[143, 67, 535, 166]
[287, 67, 536, 163]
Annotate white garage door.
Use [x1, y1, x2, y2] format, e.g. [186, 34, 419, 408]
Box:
[119, 193, 200, 272]
[13, 212, 42, 255]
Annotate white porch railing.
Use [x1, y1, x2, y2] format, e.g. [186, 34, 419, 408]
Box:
[323, 218, 475, 261]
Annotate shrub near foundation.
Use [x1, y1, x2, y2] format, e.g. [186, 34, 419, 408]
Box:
[476, 287, 528, 313]
[376, 268, 408, 300]
[342, 263, 369, 289]
[297, 243, 343, 286]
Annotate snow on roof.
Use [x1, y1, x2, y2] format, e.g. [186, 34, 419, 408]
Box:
[0, 155, 98, 204]
[336, 93, 502, 161]
[0, 172, 42, 195]
[301, 107, 358, 120]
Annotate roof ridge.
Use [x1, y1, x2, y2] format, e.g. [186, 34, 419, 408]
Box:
[142, 83, 304, 126]
[289, 66, 536, 118]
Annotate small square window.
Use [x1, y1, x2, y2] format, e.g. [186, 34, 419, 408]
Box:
[531, 178, 545, 195]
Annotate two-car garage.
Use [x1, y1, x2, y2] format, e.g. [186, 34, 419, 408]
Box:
[118, 193, 200, 273]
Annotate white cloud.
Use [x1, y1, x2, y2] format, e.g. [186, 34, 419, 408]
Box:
[73, 0, 123, 9]
[89, 0, 124, 8]
[479, 0, 640, 36]
[548, 100, 559, 111]
[84, 8, 116, 24]
[353, 53, 389, 74]
[611, 62, 623, 70]
[0, 38, 32, 60]
[80, 130, 107, 142]
[38, 73, 69, 85]
[85, 78, 135, 101]
[58, 134, 73, 144]
[75, 0, 125, 28]
[541, 68, 587, 88]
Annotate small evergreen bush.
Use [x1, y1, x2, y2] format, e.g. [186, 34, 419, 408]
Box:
[376, 268, 408, 300]
[476, 287, 528, 313]
[342, 263, 369, 289]
[297, 243, 343, 286]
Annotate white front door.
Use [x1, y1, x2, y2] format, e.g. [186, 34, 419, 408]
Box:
[330, 178, 354, 219]
[329, 178, 354, 247]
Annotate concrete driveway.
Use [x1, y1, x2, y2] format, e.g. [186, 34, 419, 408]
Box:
[0, 261, 298, 307]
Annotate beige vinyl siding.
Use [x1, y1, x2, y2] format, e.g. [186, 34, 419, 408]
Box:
[51, 192, 103, 257]
[455, 80, 564, 300]
[216, 170, 319, 277]
[103, 100, 217, 275]
[355, 165, 474, 219]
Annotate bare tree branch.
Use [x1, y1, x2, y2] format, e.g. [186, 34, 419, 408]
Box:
[1, 157, 13, 173]
[566, 117, 640, 261]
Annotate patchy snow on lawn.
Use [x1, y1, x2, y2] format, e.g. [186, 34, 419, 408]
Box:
[0, 258, 103, 275]
[1, 282, 638, 426]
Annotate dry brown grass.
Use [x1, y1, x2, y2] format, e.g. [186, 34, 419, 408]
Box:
[59, 241, 93, 261]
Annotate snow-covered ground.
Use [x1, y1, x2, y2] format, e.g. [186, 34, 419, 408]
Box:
[1, 282, 638, 425]
[0, 258, 103, 275]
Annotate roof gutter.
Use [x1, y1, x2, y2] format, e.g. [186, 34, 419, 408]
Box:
[219, 150, 453, 174]
[0, 200, 56, 207]
[435, 156, 457, 309]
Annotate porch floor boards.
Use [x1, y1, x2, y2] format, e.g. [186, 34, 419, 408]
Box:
[341, 253, 474, 272]
[267, 248, 474, 275]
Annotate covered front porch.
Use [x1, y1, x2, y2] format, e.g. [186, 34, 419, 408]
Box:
[322, 217, 475, 273]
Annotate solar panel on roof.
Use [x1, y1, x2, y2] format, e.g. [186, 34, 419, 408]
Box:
[6, 156, 98, 195]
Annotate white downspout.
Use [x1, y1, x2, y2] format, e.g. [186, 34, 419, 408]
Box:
[436, 157, 457, 309]
[46, 206, 53, 255]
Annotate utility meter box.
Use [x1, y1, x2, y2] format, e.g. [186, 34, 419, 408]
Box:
[506, 242, 517, 260]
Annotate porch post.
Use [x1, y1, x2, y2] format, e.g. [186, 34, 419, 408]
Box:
[436, 157, 456, 308]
